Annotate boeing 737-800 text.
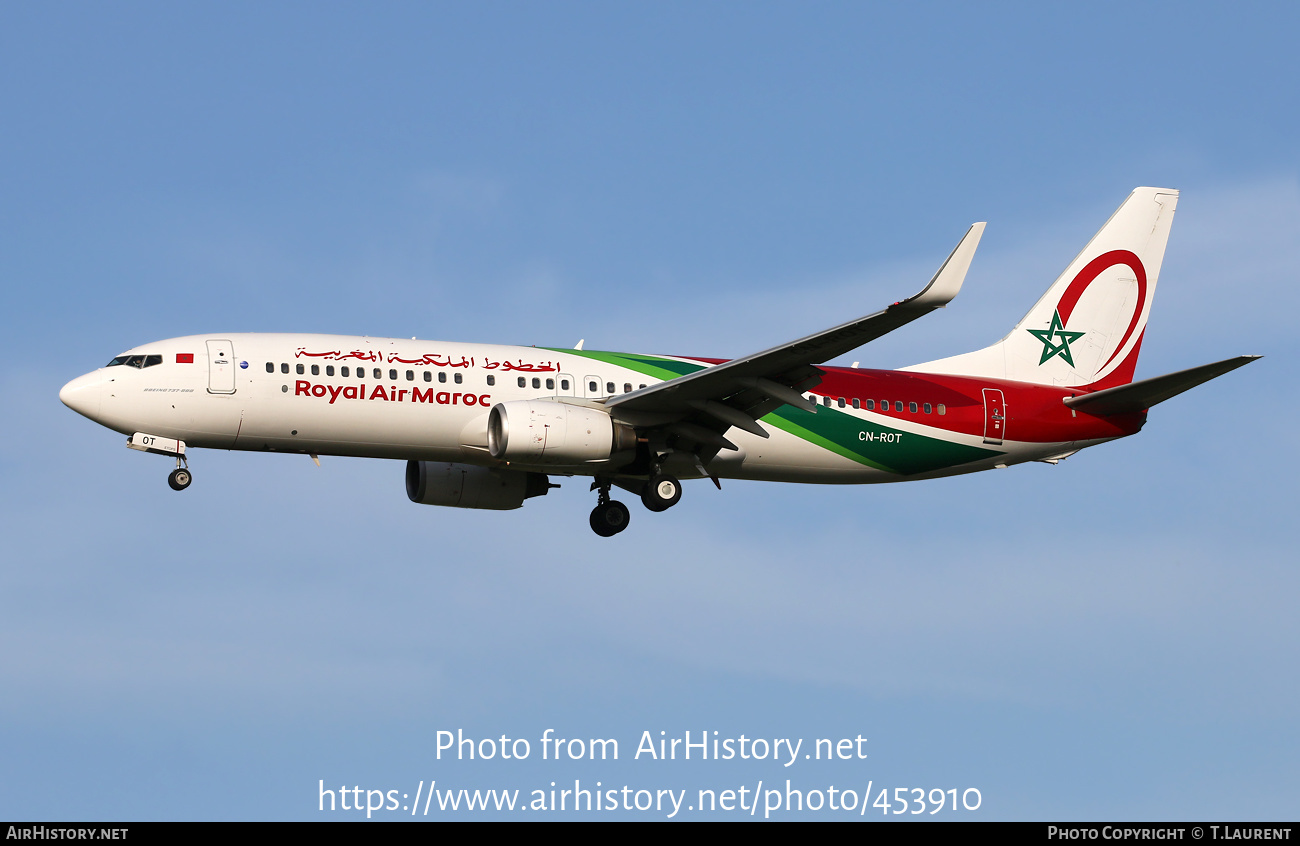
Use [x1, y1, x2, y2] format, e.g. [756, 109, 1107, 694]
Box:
[60, 188, 1257, 536]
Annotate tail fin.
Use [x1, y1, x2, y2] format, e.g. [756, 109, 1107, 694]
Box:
[905, 187, 1179, 389]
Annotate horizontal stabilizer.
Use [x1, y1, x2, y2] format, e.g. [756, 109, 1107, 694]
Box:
[1064, 355, 1260, 416]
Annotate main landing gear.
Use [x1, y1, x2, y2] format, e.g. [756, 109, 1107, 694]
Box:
[589, 480, 630, 537]
[588, 471, 684, 537]
[641, 473, 682, 513]
[167, 456, 192, 491]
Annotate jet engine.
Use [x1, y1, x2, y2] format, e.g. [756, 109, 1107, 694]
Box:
[405, 461, 553, 510]
[487, 400, 637, 464]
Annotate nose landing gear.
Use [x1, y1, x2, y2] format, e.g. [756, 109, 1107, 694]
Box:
[167, 455, 192, 491]
[127, 433, 193, 492]
[167, 467, 192, 491]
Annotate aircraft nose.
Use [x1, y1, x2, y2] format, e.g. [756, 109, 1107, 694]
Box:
[60, 372, 103, 420]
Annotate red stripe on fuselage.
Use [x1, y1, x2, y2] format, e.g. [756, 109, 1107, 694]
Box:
[811, 367, 1144, 442]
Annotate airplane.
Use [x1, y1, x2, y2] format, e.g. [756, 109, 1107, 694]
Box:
[59, 187, 1258, 537]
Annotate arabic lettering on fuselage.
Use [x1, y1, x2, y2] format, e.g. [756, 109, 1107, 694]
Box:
[294, 348, 558, 372]
[483, 359, 557, 372]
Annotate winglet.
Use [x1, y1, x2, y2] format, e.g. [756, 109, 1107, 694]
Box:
[904, 222, 985, 309]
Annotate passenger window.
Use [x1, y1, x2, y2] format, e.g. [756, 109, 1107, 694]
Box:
[281, 363, 289, 374]
[606, 382, 615, 394]
[341, 366, 350, 377]
[852, 398, 860, 409]
[424, 371, 432, 382]
[265, 362, 274, 373]
[639, 384, 646, 390]
[589, 381, 598, 393]
[532, 378, 541, 389]
[623, 383, 632, 393]
[838, 397, 845, 408]
[866, 399, 874, 410]
[547, 378, 555, 390]
[823, 396, 831, 407]
[439, 372, 447, 383]
[923, 403, 932, 414]
[296, 364, 305, 375]
[937, 404, 946, 415]
[311, 364, 319, 376]
[519, 377, 527, 388]
[406, 370, 414, 381]
[373, 368, 381, 379]
[561, 379, 570, 390]
[487, 375, 495, 386]
[454, 373, 462, 384]
[909, 402, 917, 413]
[389, 369, 397, 380]
[326, 366, 334, 377]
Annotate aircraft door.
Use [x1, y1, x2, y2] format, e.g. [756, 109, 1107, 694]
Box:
[982, 388, 1006, 445]
[206, 339, 237, 394]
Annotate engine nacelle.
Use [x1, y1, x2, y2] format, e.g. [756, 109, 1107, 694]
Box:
[405, 461, 552, 510]
[487, 400, 637, 464]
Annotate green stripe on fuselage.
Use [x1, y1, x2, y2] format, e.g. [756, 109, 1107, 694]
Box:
[541, 348, 708, 381]
[548, 349, 999, 475]
[764, 405, 1000, 475]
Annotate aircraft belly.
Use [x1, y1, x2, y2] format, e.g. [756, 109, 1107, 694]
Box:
[185, 394, 241, 448]
[721, 428, 886, 483]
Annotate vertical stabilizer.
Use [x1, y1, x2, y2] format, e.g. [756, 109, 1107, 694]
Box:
[905, 188, 1179, 389]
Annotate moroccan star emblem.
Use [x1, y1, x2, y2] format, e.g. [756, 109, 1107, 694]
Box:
[1027, 309, 1085, 366]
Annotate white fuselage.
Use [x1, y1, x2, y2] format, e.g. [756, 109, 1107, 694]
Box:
[59, 333, 1076, 485]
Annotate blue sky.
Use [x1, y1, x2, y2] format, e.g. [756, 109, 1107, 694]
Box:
[2, 3, 1297, 820]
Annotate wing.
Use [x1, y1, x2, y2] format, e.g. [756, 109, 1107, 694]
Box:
[605, 222, 986, 455]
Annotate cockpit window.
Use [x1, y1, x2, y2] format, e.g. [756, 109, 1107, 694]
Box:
[107, 353, 179, 368]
